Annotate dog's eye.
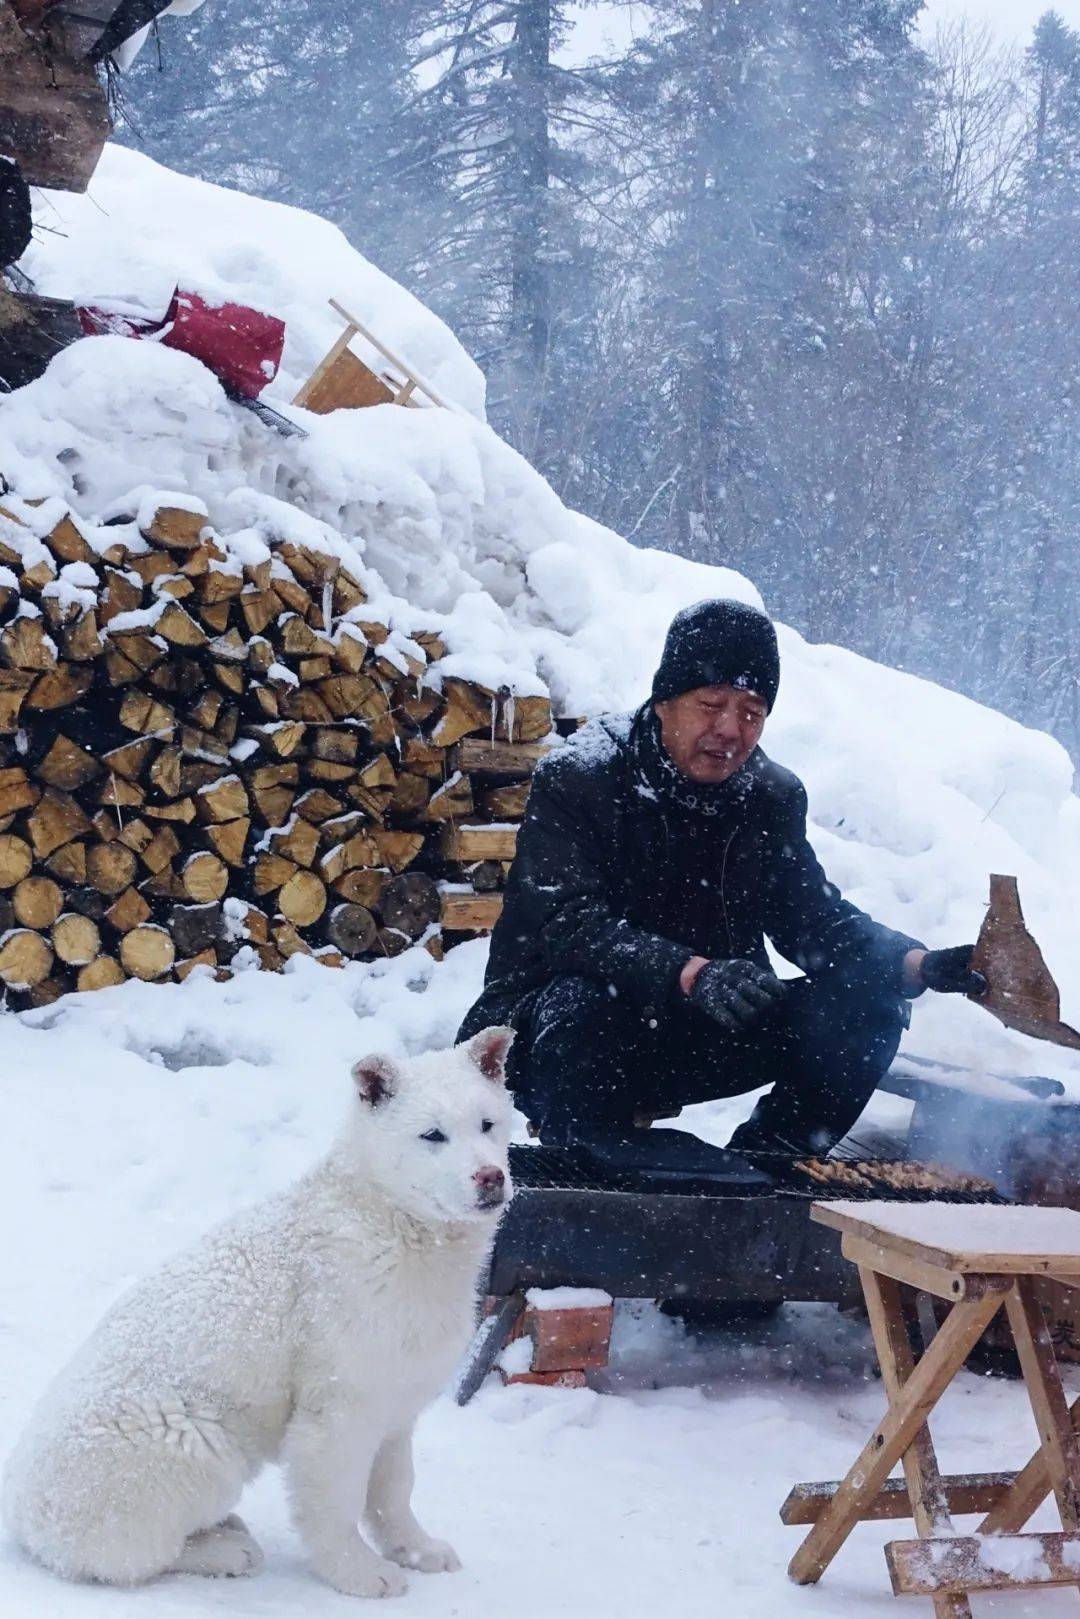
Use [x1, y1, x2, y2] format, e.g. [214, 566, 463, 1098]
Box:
[420, 1128, 448, 1144]
[481, 1120, 494, 1133]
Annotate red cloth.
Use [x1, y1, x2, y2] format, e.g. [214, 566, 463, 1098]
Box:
[78, 288, 285, 399]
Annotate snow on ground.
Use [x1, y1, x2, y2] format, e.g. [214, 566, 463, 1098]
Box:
[2, 949, 1079, 1619]
[4, 142, 1080, 1614]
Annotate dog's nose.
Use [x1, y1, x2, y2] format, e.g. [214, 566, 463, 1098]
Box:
[474, 1166, 506, 1206]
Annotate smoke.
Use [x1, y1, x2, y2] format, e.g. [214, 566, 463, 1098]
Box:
[907, 1081, 1080, 1203]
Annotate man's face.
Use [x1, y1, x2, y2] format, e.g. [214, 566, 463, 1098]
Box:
[654, 684, 767, 784]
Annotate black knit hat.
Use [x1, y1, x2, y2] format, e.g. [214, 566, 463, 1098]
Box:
[650, 599, 780, 711]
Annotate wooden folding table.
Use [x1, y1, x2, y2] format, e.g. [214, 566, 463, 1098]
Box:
[782, 1200, 1080, 1613]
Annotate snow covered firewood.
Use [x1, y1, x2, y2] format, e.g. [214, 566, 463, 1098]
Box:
[0, 489, 553, 998]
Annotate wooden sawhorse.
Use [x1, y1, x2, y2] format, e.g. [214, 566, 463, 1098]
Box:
[783, 1200, 1080, 1613]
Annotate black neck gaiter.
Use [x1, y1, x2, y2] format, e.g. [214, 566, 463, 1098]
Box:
[628, 703, 755, 821]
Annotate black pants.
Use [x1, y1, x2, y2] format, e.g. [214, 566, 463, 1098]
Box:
[506, 970, 907, 1154]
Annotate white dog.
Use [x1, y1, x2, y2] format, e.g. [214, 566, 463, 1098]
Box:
[2, 1026, 514, 1598]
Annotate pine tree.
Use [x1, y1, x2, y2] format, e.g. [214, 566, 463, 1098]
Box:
[391, 0, 619, 470]
[603, 3, 928, 631]
[116, 0, 443, 287]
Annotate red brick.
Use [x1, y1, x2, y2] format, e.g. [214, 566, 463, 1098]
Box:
[526, 1304, 613, 1373]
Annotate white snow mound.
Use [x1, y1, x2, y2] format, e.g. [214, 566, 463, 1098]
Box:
[4, 140, 1080, 1092]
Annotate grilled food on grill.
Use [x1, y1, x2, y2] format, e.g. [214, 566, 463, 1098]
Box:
[795, 1158, 998, 1196]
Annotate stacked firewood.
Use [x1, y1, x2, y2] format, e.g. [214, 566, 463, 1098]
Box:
[0, 492, 558, 1001]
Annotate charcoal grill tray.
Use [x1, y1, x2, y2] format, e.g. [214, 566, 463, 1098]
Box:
[509, 1144, 1005, 1202]
[510, 1143, 772, 1198]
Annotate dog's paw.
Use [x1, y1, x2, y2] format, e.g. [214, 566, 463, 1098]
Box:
[384, 1536, 461, 1574]
[212, 1536, 265, 1578]
[173, 1521, 265, 1578]
[324, 1554, 408, 1599]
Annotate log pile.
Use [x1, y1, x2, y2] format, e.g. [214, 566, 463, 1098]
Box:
[0, 491, 561, 1002]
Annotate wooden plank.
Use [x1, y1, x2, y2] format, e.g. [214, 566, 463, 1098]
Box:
[842, 1234, 970, 1302]
[886, 1533, 1080, 1595]
[780, 1473, 1017, 1527]
[860, 1268, 971, 1619]
[787, 1287, 1007, 1585]
[1005, 1280, 1080, 1529]
[441, 890, 503, 932]
[451, 737, 554, 777]
[442, 824, 518, 862]
[812, 1201, 1080, 1276]
[980, 1392, 1080, 1534]
[294, 346, 394, 414]
[291, 323, 356, 408]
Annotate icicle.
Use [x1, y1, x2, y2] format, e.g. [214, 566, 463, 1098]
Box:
[504, 691, 516, 743]
[322, 579, 333, 634]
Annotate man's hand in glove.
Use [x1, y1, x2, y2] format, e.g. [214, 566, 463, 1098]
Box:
[682, 956, 787, 1034]
[912, 945, 988, 997]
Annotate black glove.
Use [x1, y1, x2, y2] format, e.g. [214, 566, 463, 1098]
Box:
[689, 958, 787, 1034]
[919, 945, 988, 997]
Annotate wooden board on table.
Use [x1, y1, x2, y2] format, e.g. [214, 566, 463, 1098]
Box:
[813, 1201, 1080, 1275]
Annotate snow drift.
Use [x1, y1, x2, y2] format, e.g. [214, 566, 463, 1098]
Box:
[8, 142, 1079, 1083]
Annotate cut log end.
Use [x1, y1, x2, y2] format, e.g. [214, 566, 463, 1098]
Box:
[120, 925, 176, 981]
[0, 928, 54, 987]
[278, 869, 327, 927]
[325, 902, 377, 957]
[51, 911, 102, 966]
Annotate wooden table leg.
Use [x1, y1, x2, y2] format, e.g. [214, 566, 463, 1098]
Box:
[788, 1285, 1006, 1585]
[1007, 1281, 1080, 1531]
[860, 1268, 972, 1619]
[980, 1393, 1080, 1534]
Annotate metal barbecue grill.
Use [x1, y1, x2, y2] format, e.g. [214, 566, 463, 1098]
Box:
[484, 1140, 1007, 1308]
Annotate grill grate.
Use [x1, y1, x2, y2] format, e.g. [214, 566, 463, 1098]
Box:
[508, 1144, 1008, 1204]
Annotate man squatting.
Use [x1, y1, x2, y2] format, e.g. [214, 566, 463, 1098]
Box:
[459, 599, 984, 1158]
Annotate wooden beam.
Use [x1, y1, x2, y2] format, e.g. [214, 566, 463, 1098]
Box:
[780, 1473, 1017, 1527]
[860, 1268, 971, 1619]
[887, 1533, 1080, 1596]
[980, 1392, 1080, 1535]
[1005, 1280, 1080, 1529]
[841, 1234, 971, 1303]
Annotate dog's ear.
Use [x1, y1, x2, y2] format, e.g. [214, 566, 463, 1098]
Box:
[351, 1054, 399, 1107]
[463, 1026, 515, 1084]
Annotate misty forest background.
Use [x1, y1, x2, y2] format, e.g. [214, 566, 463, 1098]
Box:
[117, 1, 1080, 766]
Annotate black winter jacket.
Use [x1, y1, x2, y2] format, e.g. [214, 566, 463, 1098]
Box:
[461, 709, 923, 1034]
